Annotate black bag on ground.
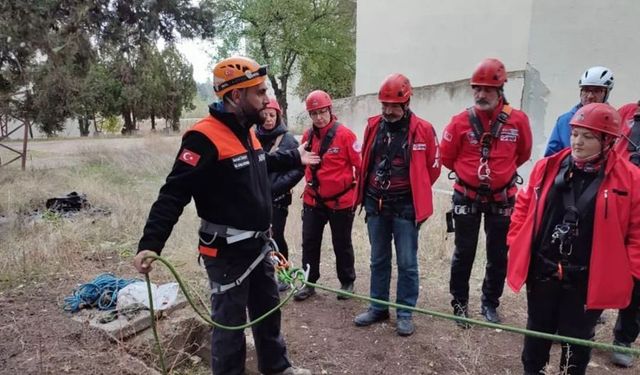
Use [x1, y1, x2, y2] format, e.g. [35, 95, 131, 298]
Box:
[46, 192, 89, 212]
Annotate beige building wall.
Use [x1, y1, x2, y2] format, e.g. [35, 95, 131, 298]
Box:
[355, 0, 532, 95]
[344, 0, 640, 171]
[526, 0, 640, 156]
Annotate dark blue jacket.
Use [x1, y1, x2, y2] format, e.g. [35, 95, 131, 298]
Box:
[544, 104, 581, 157]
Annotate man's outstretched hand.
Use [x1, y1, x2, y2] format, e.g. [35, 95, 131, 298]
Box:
[298, 143, 320, 165]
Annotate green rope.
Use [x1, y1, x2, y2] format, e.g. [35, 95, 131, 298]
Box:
[305, 279, 640, 356]
[142, 255, 639, 375]
[144, 254, 299, 331]
[145, 273, 167, 374]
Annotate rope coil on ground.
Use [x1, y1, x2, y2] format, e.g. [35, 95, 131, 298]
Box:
[63, 273, 141, 312]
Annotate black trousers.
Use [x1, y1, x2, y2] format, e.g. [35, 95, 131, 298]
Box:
[301, 204, 356, 284]
[272, 205, 289, 259]
[203, 252, 291, 375]
[614, 281, 640, 344]
[449, 193, 511, 309]
[522, 278, 602, 375]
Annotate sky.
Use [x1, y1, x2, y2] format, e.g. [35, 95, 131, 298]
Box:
[175, 37, 217, 83]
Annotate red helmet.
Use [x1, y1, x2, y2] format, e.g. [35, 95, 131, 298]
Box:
[378, 73, 412, 103]
[264, 97, 281, 113]
[470, 58, 507, 87]
[305, 90, 332, 111]
[570, 103, 621, 137]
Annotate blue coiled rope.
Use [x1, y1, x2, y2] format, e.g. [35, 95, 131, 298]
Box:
[63, 273, 141, 312]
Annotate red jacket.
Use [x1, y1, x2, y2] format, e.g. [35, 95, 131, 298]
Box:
[615, 102, 639, 156]
[301, 118, 361, 209]
[355, 113, 441, 223]
[440, 102, 532, 199]
[506, 148, 640, 309]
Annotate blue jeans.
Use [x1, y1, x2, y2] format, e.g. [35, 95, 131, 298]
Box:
[364, 196, 420, 318]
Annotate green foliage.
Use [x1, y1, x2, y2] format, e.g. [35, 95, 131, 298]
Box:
[212, 0, 355, 120]
[159, 45, 197, 131]
[0, 0, 217, 135]
[101, 116, 122, 134]
[42, 209, 63, 224]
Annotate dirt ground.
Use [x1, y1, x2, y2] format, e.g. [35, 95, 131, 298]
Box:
[0, 136, 637, 374]
[0, 252, 633, 375]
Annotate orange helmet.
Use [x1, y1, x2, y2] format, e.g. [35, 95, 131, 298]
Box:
[213, 56, 268, 98]
[470, 58, 507, 87]
[570, 103, 621, 137]
[264, 97, 281, 113]
[305, 90, 332, 111]
[378, 73, 412, 103]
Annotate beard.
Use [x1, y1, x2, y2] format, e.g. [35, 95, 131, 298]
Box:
[239, 96, 264, 126]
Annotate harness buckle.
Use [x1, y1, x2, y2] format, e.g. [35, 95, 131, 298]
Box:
[453, 204, 472, 215]
[493, 206, 513, 217]
[477, 158, 491, 181]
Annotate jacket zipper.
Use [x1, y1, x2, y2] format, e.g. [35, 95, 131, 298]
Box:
[604, 189, 608, 219]
[532, 186, 541, 234]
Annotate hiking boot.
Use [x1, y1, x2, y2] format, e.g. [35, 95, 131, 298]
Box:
[396, 317, 415, 336]
[277, 281, 290, 292]
[611, 340, 634, 368]
[453, 303, 471, 329]
[480, 304, 501, 324]
[354, 308, 390, 327]
[293, 286, 315, 301]
[336, 282, 354, 300]
[272, 366, 312, 375]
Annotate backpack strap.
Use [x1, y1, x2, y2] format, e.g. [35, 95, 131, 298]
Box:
[269, 134, 285, 154]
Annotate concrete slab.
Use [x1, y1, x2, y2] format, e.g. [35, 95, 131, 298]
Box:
[71, 296, 188, 341]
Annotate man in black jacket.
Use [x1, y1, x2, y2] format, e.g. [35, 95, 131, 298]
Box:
[133, 56, 315, 375]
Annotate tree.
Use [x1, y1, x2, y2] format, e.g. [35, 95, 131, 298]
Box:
[159, 45, 196, 131]
[1, 0, 217, 135]
[212, 0, 356, 121]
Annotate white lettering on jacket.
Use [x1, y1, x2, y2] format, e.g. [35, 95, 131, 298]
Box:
[232, 154, 250, 169]
[499, 128, 519, 142]
[412, 143, 426, 151]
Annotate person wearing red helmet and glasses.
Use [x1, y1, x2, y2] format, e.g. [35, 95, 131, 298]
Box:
[440, 58, 532, 327]
[256, 97, 304, 292]
[134, 56, 314, 375]
[293, 90, 362, 302]
[507, 103, 640, 375]
[352, 73, 441, 336]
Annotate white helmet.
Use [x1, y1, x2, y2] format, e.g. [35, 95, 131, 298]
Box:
[579, 66, 614, 99]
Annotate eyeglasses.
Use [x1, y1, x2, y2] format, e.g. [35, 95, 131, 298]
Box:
[580, 87, 606, 95]
[309, 108, 330, 117]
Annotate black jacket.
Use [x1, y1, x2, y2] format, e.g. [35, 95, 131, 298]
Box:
[256, 122, 304, 207]
[138, 103, 301, 255]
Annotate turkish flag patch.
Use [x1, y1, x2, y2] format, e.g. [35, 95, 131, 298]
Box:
[178, 148, 201, 167]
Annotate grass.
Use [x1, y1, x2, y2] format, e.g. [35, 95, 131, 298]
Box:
[6, 134, 605, 374]
[0, 133, 493, 304]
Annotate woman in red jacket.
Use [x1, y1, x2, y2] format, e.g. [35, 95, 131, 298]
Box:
[293, 90, 362, 301]
[507, 103, 640, 375]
